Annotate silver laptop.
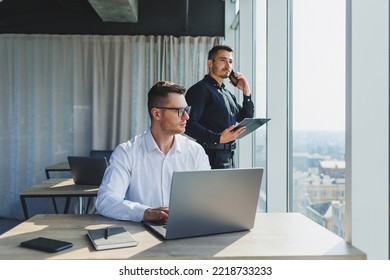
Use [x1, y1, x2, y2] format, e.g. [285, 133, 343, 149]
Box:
[67, 156, 108, 186]
[144, 167, 263, 239]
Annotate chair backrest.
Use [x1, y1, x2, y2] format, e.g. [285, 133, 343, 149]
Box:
[90, 150, 113, 160]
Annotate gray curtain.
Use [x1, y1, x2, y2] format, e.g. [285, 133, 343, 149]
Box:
[0, 34, 222, 219]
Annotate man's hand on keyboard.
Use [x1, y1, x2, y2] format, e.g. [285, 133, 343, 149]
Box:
[143, 206, 169, 223]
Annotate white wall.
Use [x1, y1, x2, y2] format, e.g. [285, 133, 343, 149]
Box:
[346, 0, 389, 260]
[266, 0, 289, 212]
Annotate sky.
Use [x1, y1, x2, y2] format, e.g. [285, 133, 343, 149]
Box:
[292, 0, 346, 131]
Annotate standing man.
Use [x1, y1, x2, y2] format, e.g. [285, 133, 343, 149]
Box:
[96, 81, 210, 223]
[185, 45, 254, 169]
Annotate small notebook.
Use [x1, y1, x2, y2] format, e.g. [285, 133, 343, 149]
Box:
[20, 237, 73, 253]
[87, 227, 138, 251]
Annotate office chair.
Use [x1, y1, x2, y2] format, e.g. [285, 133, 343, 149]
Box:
[87, 150, 112, 213]
[89, 150, 113, 160]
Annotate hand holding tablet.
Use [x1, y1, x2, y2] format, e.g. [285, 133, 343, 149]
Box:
[231, 118, 271, 139]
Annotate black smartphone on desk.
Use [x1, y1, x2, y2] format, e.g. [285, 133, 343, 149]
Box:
[20, 237, 73, 253]
[229, 69, 239, 86]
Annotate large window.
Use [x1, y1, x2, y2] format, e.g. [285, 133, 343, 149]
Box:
[227, 0, 267, 212]
[254, 0, 267, 212]
[289, 0, 346, 237]
[250, 0, 388, 258]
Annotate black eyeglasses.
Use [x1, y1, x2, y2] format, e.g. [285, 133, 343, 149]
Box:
[156, 106, 191, 117]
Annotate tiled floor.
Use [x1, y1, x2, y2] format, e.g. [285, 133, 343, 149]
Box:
[0, 218, 23, 235]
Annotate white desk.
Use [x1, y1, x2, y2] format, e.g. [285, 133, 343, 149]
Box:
[0, 213, 366, 260]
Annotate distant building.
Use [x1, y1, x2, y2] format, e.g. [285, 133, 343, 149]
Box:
[331, 200, 345, 238]
[319, 160, 345, 178]
[305, 182, 344, 204]
[304, 200, 345, 238]
[306, 201, 332, 228]
[293, 173, 345, 237]
[293, 153, 324, 171]
[293, 157, 346, 237]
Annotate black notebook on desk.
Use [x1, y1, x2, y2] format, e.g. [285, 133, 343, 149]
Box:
[87, 227, 138, 251]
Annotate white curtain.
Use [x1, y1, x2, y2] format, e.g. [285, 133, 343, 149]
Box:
[0, 34, 222, 219]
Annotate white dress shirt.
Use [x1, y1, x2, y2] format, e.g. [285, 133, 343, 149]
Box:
[96, 129, 211, 222]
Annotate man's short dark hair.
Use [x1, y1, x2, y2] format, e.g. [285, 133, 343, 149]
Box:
[147, 81, 186, 116]
[208, 45, 234, 60]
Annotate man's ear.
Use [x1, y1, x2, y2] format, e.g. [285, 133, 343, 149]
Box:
[207, 59, 213, 68]
[150, 108, 161, 120]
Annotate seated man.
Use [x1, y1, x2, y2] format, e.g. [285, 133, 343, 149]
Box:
[96, 81, 211, 223]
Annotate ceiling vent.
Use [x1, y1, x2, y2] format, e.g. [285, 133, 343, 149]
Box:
[88, 0, 138, 23]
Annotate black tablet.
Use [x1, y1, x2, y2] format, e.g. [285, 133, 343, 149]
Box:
[20, 237, 73, 253]
[231, 118, 271, 139]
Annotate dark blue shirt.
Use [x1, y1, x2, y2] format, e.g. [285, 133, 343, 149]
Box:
[185, 75, 254, 144]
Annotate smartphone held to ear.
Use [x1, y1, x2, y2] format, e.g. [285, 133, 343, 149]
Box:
[229, 69, 239, 87]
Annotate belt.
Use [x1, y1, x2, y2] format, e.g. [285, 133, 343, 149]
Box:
[201, 142, 236, 151]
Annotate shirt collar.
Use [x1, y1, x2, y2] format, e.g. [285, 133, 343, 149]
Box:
[204, 74, 225, 90]
[145, 129, 158, 153]
[145, 129, 182, 154]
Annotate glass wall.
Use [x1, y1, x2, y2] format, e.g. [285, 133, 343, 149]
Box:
[229, 0, 267, 212]
[250, 0, 388, 257]
[289, 0, 346, 237]
[254, 0, 268, 212]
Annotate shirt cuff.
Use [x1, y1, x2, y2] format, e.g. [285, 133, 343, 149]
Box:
[133, 204, 149, 222]
[243, 95, 252, 102]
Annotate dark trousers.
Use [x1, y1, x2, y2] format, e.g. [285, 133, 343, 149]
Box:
[205, 149, 234, 169]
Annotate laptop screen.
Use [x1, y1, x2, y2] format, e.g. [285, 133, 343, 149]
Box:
[67, 156, 108, 186]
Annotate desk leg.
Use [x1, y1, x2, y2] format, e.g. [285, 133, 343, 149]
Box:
[64, 197, 71, 214]
[51, 198, 59, 214]
[20, 196, 29, 220]
[85, 197, 92, 214]
[78, 197, 83, 214]
[63, 198, 84, 214]
[45, 170, 50, 179]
